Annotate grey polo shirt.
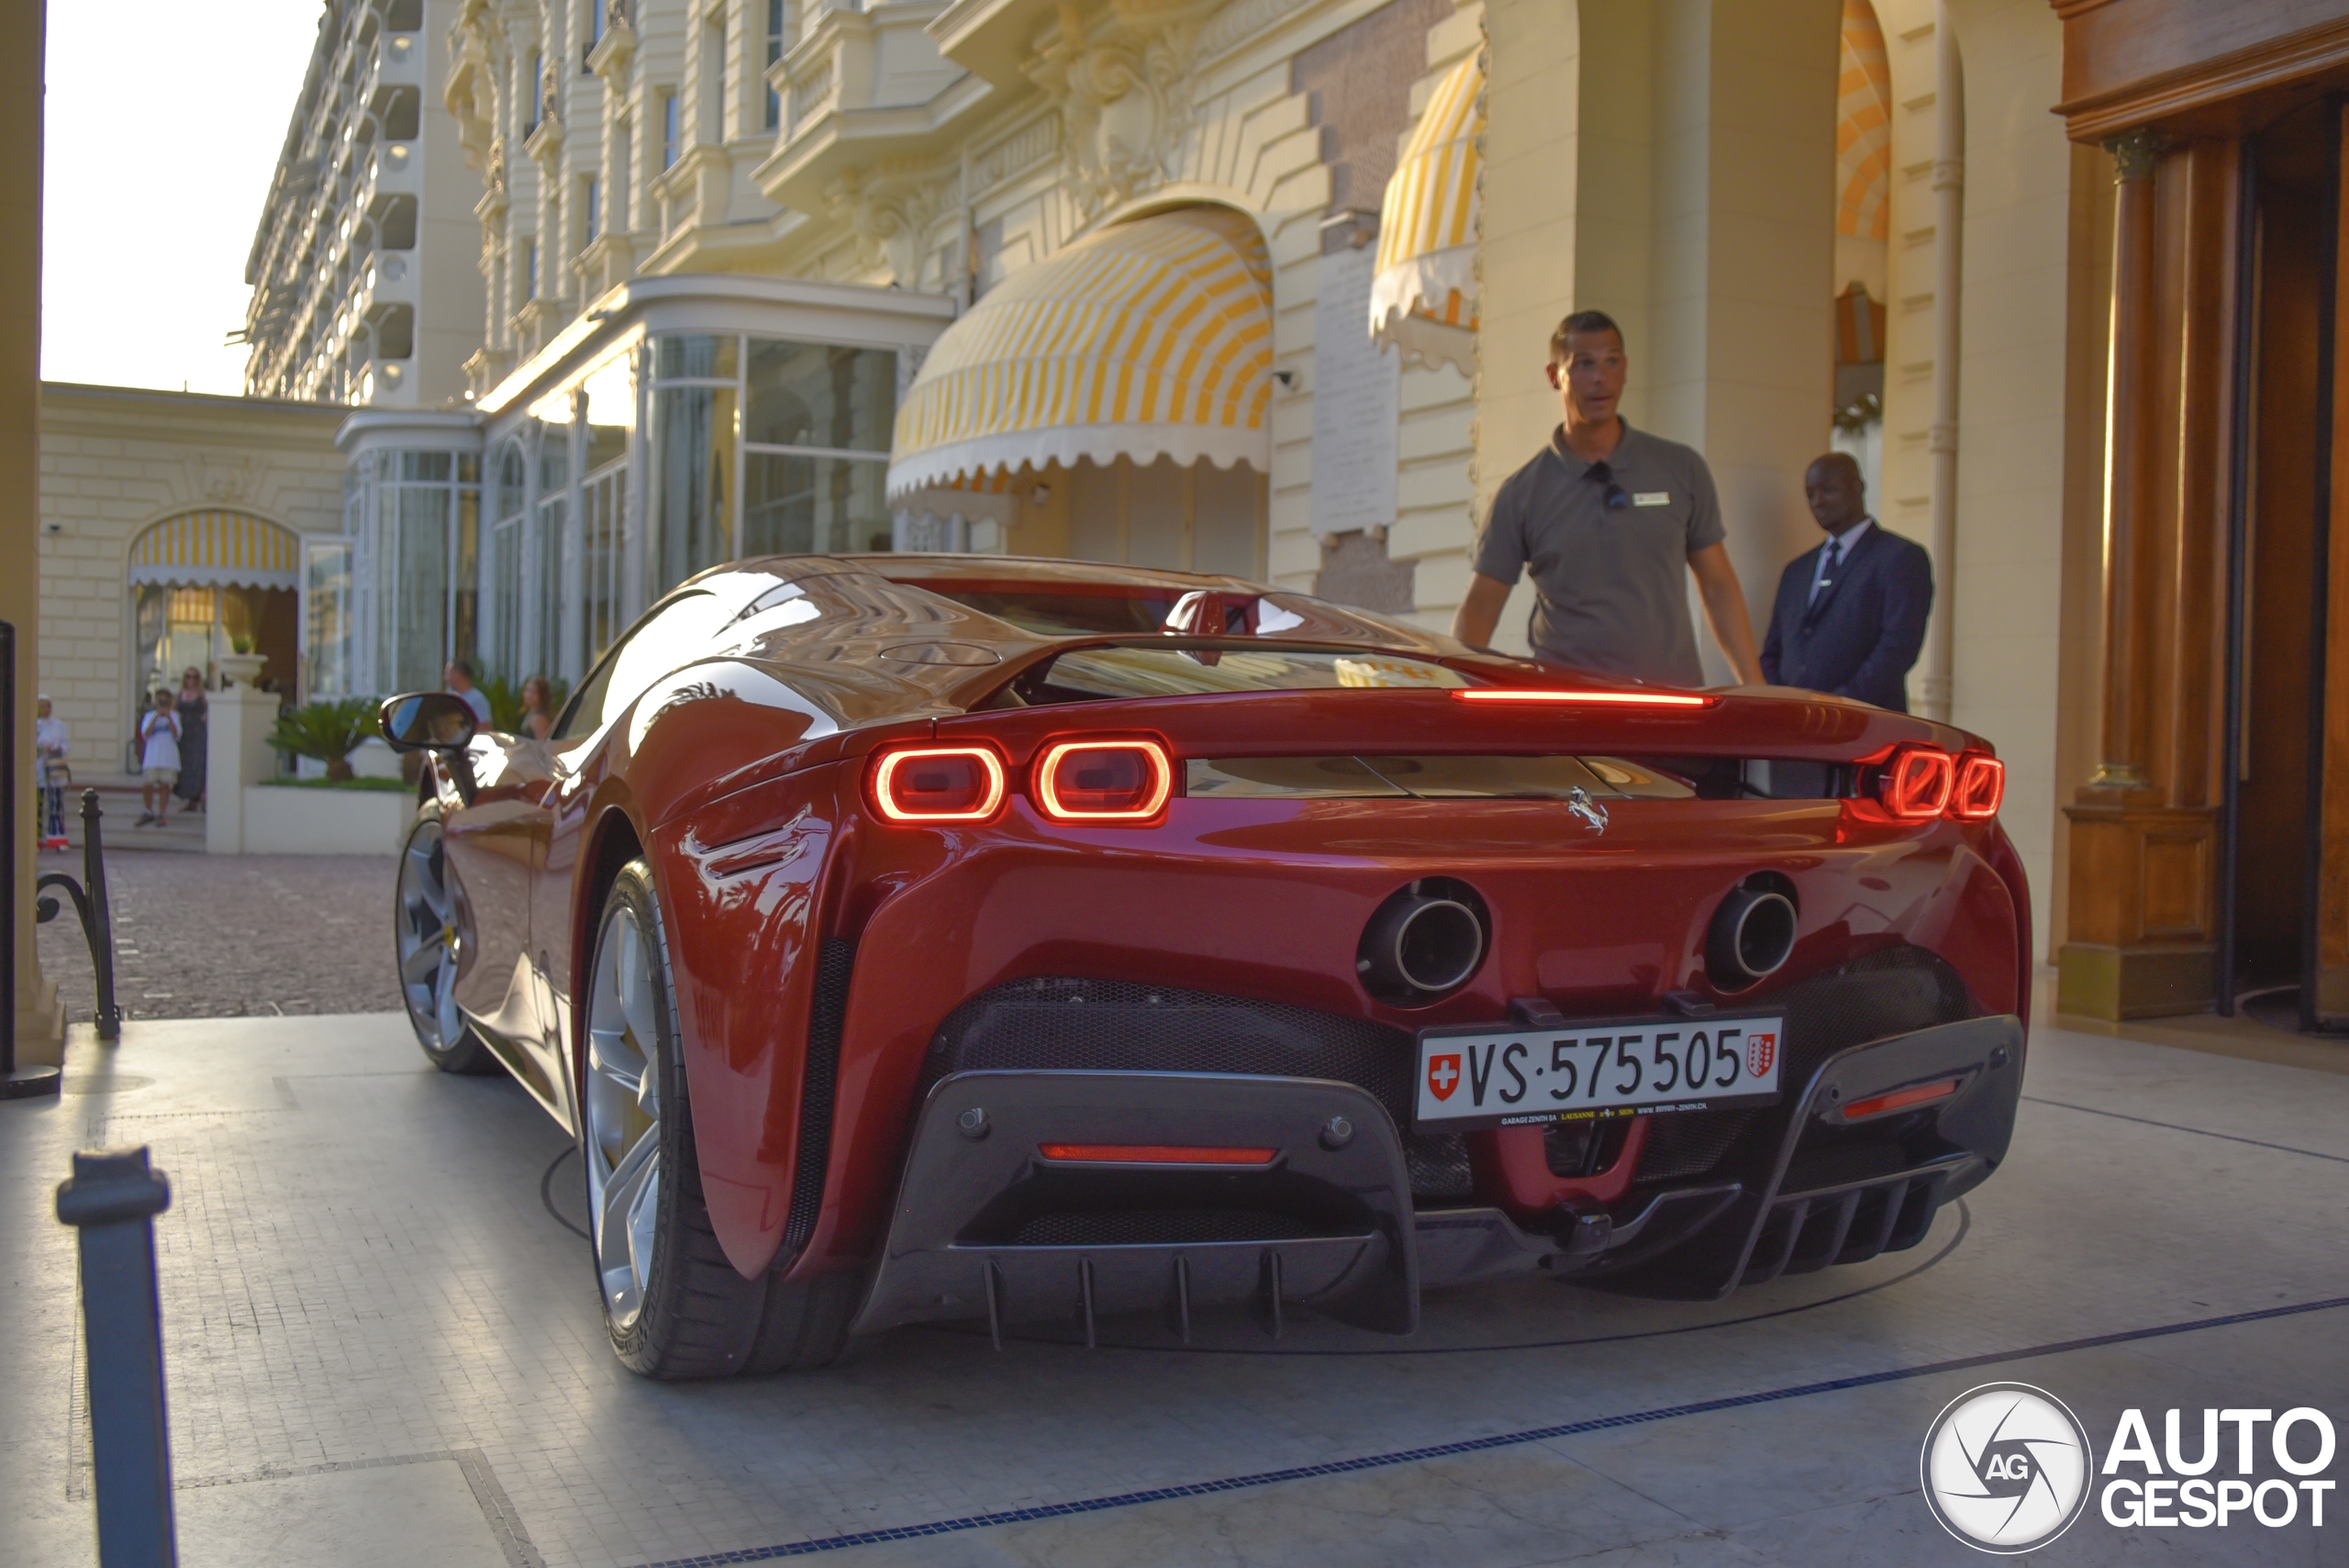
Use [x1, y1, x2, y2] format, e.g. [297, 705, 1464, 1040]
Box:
[1473, 421, 1727, 687]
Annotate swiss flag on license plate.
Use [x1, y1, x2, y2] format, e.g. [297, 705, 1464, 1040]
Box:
[1427, 1053, 1462, 1101]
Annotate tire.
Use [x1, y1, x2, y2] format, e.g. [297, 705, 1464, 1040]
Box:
[395, 808, 500, 1074]
[581, 859, 851, 1378]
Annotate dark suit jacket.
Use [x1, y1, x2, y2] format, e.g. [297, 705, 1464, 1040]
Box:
[1759, 523, 1933, 712]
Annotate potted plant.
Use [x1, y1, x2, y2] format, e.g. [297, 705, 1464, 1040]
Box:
[266, 696, 380, 782]
[217, 635, 267, 687]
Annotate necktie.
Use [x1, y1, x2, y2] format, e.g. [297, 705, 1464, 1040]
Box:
[1811, 539, 1842, 605]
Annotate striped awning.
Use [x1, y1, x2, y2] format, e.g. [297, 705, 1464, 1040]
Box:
[886, 206, 1274, 500]
[1370, 52, 1482, 376]
[127, 510, 301, 591]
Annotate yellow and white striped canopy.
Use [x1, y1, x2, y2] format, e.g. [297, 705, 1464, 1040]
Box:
[1370, 52, 1482, 376]
[887, 206, 1274, 500]
[127, 510, 301, 591]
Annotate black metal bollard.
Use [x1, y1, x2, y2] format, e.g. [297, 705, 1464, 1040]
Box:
[82, 791, 122, 1039]
[56, 1146, 178, 1567]
[39, 788, 124, 1040]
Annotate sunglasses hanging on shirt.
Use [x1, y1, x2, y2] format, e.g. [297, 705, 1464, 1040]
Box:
[1586, 461, 1631, 510]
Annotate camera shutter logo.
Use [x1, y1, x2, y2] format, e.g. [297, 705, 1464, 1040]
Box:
[1920, 1383, 2095, 1553]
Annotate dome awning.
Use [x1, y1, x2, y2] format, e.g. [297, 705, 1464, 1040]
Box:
[1369, 53, 1482, 376]
[886, 206, 1273, 501]
[128, 510, 301, 590]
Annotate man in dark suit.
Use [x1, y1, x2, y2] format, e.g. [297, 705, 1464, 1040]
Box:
[1760, 453, 1932, 711]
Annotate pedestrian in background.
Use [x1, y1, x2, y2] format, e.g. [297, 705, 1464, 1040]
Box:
[136, 687, 181, 828]
[445, 659, 493, 728]
[35, 694, 70, 851]
[520, 675, 555, 740]
[1453, 310, 1764, 688]
[173, 666, 209, 814]
[1759, 452, 1932, 711]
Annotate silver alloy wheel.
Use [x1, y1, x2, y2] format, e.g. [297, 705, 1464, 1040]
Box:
[395, 820, 464, 1049]
[583, 900, 663, 1333]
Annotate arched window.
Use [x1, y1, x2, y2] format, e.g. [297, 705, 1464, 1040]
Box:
[126, 511, 303, 704]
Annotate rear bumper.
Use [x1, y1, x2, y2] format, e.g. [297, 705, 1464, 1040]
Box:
[850, 1013, 2023, 1338]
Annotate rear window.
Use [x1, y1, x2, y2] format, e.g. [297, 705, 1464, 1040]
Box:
[1007, 644, 1469, 704]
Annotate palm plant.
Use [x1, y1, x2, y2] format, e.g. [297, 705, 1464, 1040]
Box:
[267, 696, 381, 782]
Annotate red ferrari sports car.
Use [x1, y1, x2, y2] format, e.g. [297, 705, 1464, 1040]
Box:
[382, 554, 2028, 1379]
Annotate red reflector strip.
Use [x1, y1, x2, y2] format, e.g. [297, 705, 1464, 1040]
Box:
[1841, 1078, 1961, 1120]
[1036, 1144, 1279, 1165]
[1453, 688, 1711, 708]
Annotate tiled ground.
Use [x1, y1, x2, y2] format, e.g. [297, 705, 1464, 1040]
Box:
[33, 848, 398, 1023]
[3, 1004, 2344, 1568]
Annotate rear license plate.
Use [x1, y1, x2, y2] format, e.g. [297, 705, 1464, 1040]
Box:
[1413, 1015, 1786, 1132]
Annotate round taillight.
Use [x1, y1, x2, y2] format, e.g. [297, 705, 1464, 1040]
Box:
[871, 746, 1007, 823]
[1034, 740, 1174, 822]
[1953, 754, 2004, 820]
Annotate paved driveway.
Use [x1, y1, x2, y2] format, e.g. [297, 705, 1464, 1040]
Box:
[3, 1007, 2343, 1567]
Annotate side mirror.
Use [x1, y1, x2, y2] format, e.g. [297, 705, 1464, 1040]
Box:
[380, 692, 478, 753]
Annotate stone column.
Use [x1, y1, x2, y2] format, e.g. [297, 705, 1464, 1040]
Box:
[204, 684, 283, 857]
[3, 0, 62, 1061]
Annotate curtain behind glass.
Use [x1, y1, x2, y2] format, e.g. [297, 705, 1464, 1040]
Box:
[743, 452, 889, 556]
[647, 385, 733, 595]
[389, 486, 451, 692]
[305, 540, 354, 700]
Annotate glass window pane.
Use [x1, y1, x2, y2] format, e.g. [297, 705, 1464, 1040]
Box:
[583, 474, 624, 664]
[491, 518, 523, 682]
[743, 452, 888, 558]
[647, 385, 735, 592]
[386, 486, 451, 692]
[306, 540, 354, 700]
[655, 332, 738, 381]
[538, 419, 570, 492]
[397, 451, 452, 483]
[495, 444, 527, 522]
[744, 339, 895, 452]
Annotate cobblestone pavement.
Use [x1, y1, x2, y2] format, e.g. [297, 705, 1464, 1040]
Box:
[34, 850, 401, 1023]
[6, 1006, 2345, 1567]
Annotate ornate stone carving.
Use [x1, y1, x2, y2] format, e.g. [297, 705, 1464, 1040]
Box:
[827, 166, 950, 284]
[1029, 5, 1201, 217]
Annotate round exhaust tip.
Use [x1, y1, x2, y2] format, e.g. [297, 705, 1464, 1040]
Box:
[1359, 880, 1489, 1003]
[1706, 884, 1798, 991]
[1394, 899, 1486, 993]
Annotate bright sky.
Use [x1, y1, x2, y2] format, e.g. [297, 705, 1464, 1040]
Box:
[42, 1, 329, 395]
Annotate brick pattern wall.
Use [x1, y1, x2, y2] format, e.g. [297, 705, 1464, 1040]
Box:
[37, 385, 349, 773]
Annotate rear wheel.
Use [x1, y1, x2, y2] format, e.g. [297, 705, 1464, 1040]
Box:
[395, 812, 498, 1074]
[582, 860, 852, 1377]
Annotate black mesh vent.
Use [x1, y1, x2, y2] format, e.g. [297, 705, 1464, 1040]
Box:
[1405, 1132, 1475, 1199]
[1634, 945, 1975, 1186]
[924, 977, 1474, 1196]
[782, 940, 856, 1257]
[1010, 1208, 1319, 1246]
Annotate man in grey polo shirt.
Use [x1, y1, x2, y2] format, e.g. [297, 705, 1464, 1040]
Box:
[1453, 310, 1764, 688]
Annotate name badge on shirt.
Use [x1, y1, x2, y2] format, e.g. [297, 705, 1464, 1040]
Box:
[1632, 491, 1670, 507]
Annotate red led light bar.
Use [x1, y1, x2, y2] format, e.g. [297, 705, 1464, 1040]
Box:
[1453, 688, 1711, 708]
[1953, 753, 2005, 820]
[1034, 739, 1174, 822]
[870, 745, 1007, 823]
[1881, 745, 1955, 820]
[1037, 1144, 1279, 1165]
[1842, 1078, 1961, 1121]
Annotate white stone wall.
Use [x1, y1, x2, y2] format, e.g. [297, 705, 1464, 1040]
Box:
[36, 385, 349, 773]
